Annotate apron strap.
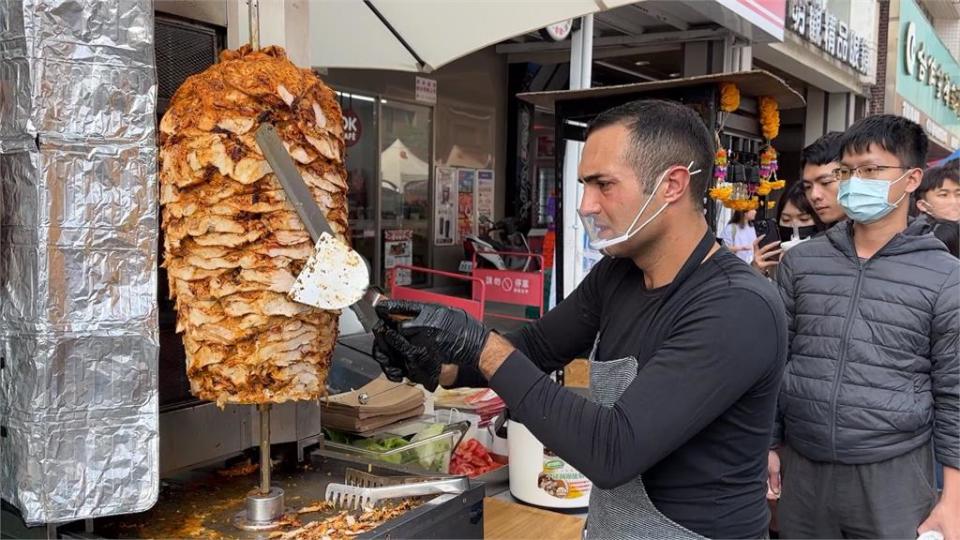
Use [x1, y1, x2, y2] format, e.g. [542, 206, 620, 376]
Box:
[660, 228, 716, 306]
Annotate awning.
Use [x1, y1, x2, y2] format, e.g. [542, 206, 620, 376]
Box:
[309, 0, 637, 72]
[517, 69, 806, 110]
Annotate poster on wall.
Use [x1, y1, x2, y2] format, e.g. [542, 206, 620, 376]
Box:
[384, 229, 414, 286]
[434, 166, 457, 246]
[476, 169, 495, 236]
[457, 169, 477, 239]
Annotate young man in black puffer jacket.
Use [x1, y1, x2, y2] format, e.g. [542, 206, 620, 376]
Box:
[768, 115, 959, 539]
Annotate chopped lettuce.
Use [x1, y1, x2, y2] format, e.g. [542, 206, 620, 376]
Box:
[327, 423, 452, 472]
[409, 423, 450, 471]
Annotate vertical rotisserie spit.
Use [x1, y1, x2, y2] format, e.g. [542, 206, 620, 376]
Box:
[159, 45, 348, 405]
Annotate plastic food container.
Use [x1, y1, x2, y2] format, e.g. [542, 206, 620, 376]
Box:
[324, 422, 468, 473]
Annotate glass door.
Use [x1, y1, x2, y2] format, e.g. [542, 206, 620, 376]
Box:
[338, 91, 379, 280]
[379, 100, 433, 287]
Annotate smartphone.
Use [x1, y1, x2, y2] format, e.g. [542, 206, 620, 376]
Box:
[755, 218, 781, 248]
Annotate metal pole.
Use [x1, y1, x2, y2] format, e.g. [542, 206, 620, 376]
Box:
[249, 0, 260, 50]
[259, 403, 270, 494]
[561, 15, 594, 299]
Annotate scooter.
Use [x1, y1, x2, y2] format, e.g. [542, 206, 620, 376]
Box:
[462, 233, 508, 271]
[462, 217, 533, 272]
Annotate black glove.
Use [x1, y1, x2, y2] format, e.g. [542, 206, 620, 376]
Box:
[372, 321, 442, 391]
[371, 321, 407, 383]
[373, 299, 491, 386]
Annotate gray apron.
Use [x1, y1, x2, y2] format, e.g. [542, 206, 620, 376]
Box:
[583, 231, 716, 540]
[584, 348, 706, 540]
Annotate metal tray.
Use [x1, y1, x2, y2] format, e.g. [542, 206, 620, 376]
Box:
[86, 449, 483, 539]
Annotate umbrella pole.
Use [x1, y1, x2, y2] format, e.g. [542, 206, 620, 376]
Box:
[249, 0, 260, 50]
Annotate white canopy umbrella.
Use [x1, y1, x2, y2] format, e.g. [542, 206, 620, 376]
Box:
[309, 0, 636, 72]
[380, 138, 429, 186]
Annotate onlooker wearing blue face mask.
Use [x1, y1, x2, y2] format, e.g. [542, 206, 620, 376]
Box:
[769, 115, 959, 539]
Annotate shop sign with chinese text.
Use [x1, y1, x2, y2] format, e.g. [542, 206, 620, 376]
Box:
[896, 0, 960, 145]
[787, 0, 870, 75]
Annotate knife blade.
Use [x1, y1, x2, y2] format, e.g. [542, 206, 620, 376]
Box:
[255, 123, 335, 242]
[255, 123, 380, 332]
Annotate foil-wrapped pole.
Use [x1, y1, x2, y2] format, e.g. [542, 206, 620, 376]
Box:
[0, 0, 159, 525]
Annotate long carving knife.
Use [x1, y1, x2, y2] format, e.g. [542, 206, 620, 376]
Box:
[255, 123, 379, 331]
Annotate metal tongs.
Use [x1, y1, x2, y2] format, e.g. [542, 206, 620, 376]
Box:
[325, 468, 468, 510]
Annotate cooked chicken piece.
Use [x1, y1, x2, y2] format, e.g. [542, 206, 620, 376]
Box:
[160, 45, 347, 405]
[191, 227, 267, 248]
[220, 291, 313, 318]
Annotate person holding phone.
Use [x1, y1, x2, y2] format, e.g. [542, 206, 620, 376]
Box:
[752, 181, 825, 277]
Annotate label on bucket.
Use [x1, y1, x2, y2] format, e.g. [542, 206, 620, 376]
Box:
[539, 448, 591, 500]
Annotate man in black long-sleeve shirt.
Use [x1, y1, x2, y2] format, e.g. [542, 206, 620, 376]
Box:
[373, 100, 787, 539]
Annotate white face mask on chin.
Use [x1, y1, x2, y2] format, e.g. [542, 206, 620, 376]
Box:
[578, 162, 701, 253]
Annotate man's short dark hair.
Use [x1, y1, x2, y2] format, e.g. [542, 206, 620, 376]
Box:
[917, 161, 960, 200]
[839, 114, 928, 168]
[800, 131, 843, 170]
[586, 99, 715, 209]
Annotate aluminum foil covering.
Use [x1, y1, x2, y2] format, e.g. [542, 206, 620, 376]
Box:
[0, 0, 159, 524]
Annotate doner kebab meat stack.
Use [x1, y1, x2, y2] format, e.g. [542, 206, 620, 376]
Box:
[159, 46, 348, 405]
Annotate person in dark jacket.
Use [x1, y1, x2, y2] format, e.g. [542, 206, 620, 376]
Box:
[915, 162, 960, 258]
[769, 115, 959, 539]
[800, 132, 847, 228]
[916, 160, 960, 222]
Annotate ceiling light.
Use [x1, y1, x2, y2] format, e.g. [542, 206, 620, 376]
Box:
[634, 60, 650, 66]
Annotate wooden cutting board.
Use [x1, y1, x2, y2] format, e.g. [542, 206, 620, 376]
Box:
[484, 497, 585, 539]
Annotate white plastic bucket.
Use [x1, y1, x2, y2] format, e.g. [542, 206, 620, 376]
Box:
[507, 421, 591, 509]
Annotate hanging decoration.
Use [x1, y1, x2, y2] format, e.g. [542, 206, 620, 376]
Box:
[707, 91, 782, 214]
[757, 98, 783, 210]
[759, 96, 780, 141]
[719, 83, 740, 113]
[756, 146, 785, 197]
[759, 146, 779, 182]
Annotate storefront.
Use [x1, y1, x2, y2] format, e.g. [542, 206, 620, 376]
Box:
[880, 0, 960, 159]
[753, 0, 877, 178]
[504, 7, 772, 232]
[321, 51, 507, 287]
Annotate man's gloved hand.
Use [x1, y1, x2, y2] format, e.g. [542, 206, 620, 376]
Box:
[372, 322, 442, 391]
[372, 300, 491, 390]
[371, 322, 408, 383]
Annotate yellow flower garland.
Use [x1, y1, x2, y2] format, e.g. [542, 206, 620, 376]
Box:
[756, 179, 786, 196]
[709, 184, 733, 201]
[723, 197, 760, 212]
[759, 96, 780, 140]
[719, 83, 740, 113]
